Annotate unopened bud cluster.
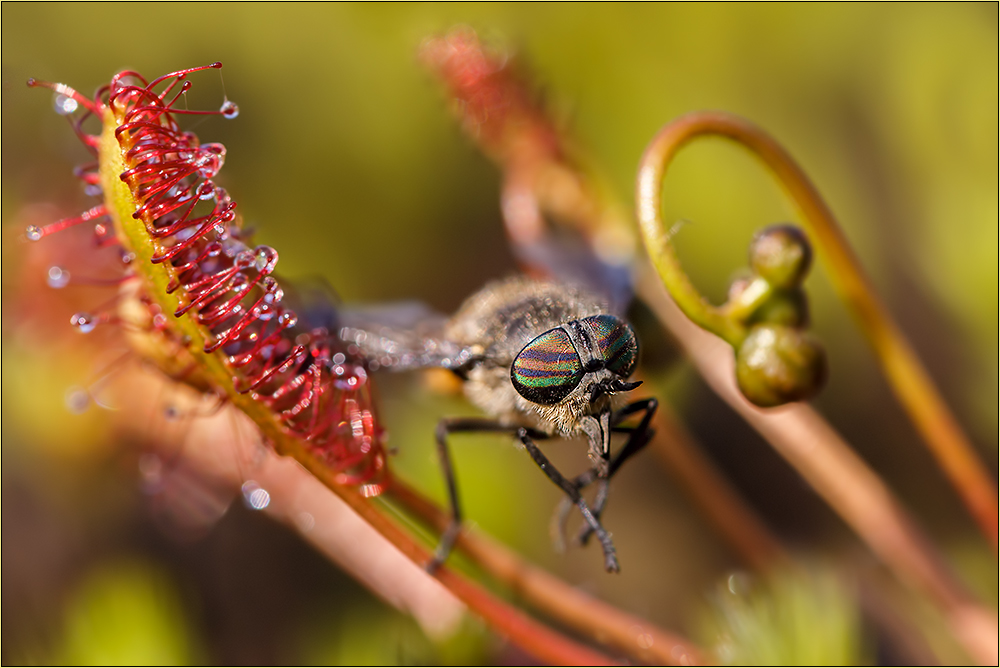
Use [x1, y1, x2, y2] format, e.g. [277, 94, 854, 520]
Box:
[731, 225, 826, 407]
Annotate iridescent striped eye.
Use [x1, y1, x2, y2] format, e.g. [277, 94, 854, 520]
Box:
[583, 315, 638, 378]
[511, 328, 585, 405]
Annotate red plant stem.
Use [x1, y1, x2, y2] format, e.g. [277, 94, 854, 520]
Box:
[290, 458, 619, 667]
[386, 480, 706, 666]
[637, 111, 998, 554]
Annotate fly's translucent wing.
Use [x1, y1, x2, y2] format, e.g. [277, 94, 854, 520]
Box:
[338, 301, 477, 372]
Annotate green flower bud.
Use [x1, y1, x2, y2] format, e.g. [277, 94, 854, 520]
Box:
[749, 224, 812, 289]
[748, 287, 810, 328]
[735, 324, 826, 407]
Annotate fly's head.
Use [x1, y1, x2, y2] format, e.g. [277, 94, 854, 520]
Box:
[510, 314, 641, 468]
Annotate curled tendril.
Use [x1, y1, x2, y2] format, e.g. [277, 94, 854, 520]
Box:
[636, 135, 828, 408]
[636, 110, 997, 547]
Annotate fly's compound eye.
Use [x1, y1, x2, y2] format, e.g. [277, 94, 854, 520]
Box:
[583, 315, 639, 378]
[511, 328, 585, 405]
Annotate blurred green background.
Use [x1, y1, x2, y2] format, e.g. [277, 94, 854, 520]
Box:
[2, 4, 996, 664]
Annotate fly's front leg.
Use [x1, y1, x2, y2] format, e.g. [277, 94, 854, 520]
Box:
[519, 427, 621, 573]
[426, 417, 528, 572]
[551, 423, 654, 549]
[573, 398, 659, 547]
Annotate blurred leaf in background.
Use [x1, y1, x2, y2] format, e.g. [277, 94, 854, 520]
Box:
[54, 560, 199, 666]
[698, 567, 869, 666]
[297, 600, 488, 666]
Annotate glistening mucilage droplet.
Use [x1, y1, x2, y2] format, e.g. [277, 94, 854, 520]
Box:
[220, 100, 239, 119]
[47, 266, 71, 288]
[70, 312, 97, 334]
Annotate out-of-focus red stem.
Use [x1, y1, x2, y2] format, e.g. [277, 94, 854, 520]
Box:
[290, 459, 619, 667]
[386, 480, 706, 666]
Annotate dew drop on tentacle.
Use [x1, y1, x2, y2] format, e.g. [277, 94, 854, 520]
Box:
[25, 225, 44, 242]
[70, 312, 97, 334]
[235, 249, 256, 269]
[138, 453, 164, 492]
[241, 480, 270, 510]
[230, 272, 250, 293]
[332, 363, 366, 390]
[47, 266, 71, 288]
[54, 93, 78, 115]
[197, 181, 217, 201]
[254, 246, 278, 273]
[220, 100, 239, 119]
[261, 277, 282, 301]
[64, 386, 90, 414]
[255, 303, 275, 321]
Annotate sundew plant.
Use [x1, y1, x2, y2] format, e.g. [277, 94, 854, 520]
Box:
[2, 5, 997, 666]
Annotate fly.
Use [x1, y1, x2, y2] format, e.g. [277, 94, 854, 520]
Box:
[339, 276, 656, 573]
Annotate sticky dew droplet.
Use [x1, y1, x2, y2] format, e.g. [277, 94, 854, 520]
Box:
[235, 250, 255, 269]
[220, 100, 239, 119]
[138, 453, 164, 491]
[197, 181, 216, 201]
[254, 247, 273, 271]
[65, 387, 90, 414]
[26, 225, 44, 242]
[54, 93, 78, 115]
[241, 480, 270, 510]
[70, 312, 97, 334]
[47, 266, 71, 288]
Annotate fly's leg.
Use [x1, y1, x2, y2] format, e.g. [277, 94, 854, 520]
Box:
[425, 417, 541, 572]
[551, 424, 654, 549]
[578, 398, 658, 545]
[519, 427, 621, 573]
[553, 398, 659, 548]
